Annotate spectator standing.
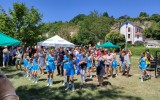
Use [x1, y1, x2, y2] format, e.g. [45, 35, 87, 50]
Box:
[2, 46, 9, 67]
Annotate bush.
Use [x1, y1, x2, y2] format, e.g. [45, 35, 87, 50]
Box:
[129, 46, 160, 56]
[128, 43, 144, 47]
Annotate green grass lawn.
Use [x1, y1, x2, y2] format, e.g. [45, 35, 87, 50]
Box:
[1, 56, 160, 100]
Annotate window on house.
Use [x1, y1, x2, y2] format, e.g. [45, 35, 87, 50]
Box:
[139, 29, 141, 32]
[137, 35, 139, 39]
[128, 34, 130, 38]
[128, 27, 130, 32]
[137, 28, 139, 32]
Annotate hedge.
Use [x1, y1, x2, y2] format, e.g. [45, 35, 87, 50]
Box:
[128, 46, 160, 56]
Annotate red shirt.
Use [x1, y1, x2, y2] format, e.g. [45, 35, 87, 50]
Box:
[97, 50, 100, 57]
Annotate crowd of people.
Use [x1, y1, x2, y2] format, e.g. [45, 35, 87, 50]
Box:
[1, 45, 154, 91]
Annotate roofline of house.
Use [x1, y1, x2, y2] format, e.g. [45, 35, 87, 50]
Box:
[120, 21, 142, 29]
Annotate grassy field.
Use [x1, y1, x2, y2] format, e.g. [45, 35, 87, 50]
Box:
[1, 56, 160, 100]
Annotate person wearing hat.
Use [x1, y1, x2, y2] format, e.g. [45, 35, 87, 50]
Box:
[2, 46, 9, 67]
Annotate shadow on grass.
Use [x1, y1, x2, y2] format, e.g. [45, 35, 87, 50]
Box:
[1, 66, 17, 73]
[6, 72, 23, 79]
[38, 79, 47, 82]
[16, 81, 143, 100]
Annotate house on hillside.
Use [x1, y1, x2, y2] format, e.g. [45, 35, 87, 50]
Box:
[120, 21, 145, 44]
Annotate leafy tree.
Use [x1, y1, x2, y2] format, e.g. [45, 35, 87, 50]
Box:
[105, 30, 125, 47]
[89, 10, 100, 17]
[77, 16, 111, 45]
[118, 15, 130, 20]
[143, 22, 160, 40]
[70, 14, 87, 25]
[103, 11, 109, 17]
[9, 3, 43, 46]
[150, 14, 160, 22]
[0, 7, 15, 37]
[139, 12, 149, 17]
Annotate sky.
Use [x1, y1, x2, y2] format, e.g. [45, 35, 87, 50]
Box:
[1, 0, 160, 22]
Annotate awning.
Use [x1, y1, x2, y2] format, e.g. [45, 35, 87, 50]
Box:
[0, 32, 20, 46]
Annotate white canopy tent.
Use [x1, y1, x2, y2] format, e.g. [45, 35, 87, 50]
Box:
[37, 35, 74, 47]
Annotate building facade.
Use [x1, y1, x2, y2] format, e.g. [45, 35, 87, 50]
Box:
[120, 21, 144, 44]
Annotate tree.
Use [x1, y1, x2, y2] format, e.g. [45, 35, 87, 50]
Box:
[139, 12, 149, 17]
[70, 14, 87, 25]
[150, 14, 160, 22]
[118, 15, 130, 20]
[143, 22, 160, 40]
[8, 3, 43, 46]
[0, 7, 15, 37]
[103, 11, 109, 17]
[89, 10, 100, 17]
[105, 30, 125, 47]
[77, 16, 111, 45]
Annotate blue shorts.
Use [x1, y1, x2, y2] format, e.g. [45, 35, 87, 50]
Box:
[63, 62, 68, 70]
[46, 65, 55, 72]
[67, 69, 75, 76]
[76, 65, 80, 74]
[3, 56, 8, 62]
[33, 65, 39, 71]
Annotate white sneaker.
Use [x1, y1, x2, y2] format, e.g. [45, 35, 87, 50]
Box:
[50, 84, 52, 86]
[46, 84, 49, 86]
[141, 78, 143, 82]
[65, 87, 69, 91]
[35, 81, 38, 84]
[72, 88, 75, 91]
[90, 76, 92, 79]
[3, 66, 5, 68]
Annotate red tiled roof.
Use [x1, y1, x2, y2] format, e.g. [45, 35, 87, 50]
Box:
[135, 32, 142, 35]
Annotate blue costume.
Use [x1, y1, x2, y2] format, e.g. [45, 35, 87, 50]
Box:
[67, 59, 75, 76]
[139, 57, 147, 71]
[87, 57, 92, 69]
[33, 59, 39, 71]
[28, 62, 33, 71]
[112, 59, 118, 69]
[75, 54, 82, 74]
[46, 55, 55, 72]
[63, 55, 69, 70]
[23, 58, 28, 68]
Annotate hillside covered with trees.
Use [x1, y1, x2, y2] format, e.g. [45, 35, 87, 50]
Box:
[0, 3, 160, 47]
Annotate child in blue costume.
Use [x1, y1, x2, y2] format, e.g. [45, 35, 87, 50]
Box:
[76, 53, 82, 75]
[46, 50, 56, 86]
[111, 56, 118, 78]
[63, 54, 69, 85]
[23, 53, 29, 77]
[32, 53, 39, 83]
[86, 53, 93, 79]
[28, 58, 33, 80]
[138, 52, 147, 82]
[65, 54, 75, 91]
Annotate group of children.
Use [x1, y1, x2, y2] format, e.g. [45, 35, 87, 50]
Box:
[20, 47, 153, 92]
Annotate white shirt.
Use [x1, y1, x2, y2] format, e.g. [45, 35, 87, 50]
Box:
[106, 55, 112, 65]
